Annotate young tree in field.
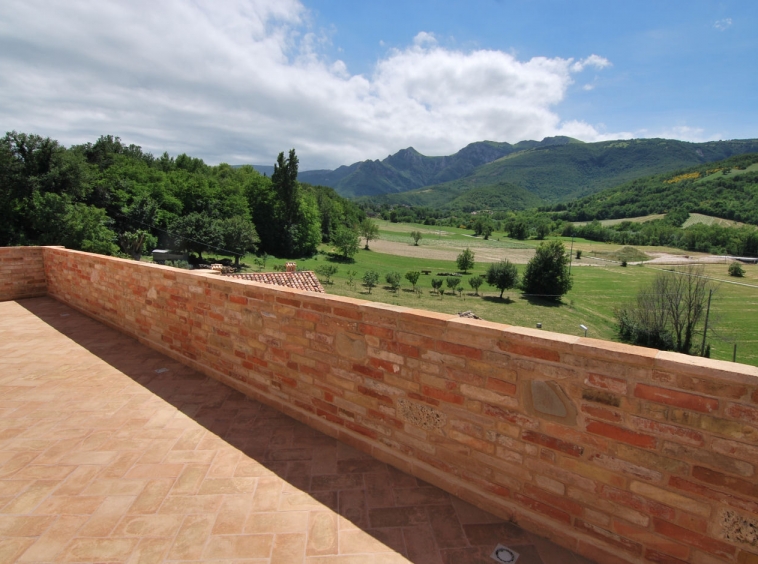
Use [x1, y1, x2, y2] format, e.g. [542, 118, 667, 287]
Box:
[362, 270, 379, 293]
[346, 269, 357, 288]
[468, 275, 484, 296]
[431, 278, 443, 295]
[405, 271, 421, 291]
[446, 277, 460, 295]
[315, 264, 338, 285]
[616, 265, 715, 354]
[729, 262, 745, 277]
[385, 271, 402, 292]
[359, 219, 380, 250]
[456, 247, 475, 273]
[522, 240, 572, 301]
[410, 230, 423, 246]
[332, 226, 360, 260]
[486, 260, 519, 299]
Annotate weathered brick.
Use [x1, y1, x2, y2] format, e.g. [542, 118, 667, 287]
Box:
[692, 466, 758, 498]
[661, 442, 754, 477]
[513, 492, 571, 524]
[635, 384, 719, 413]
[585, 373, 628, 395]
[586, 420, 657, 449]
[629, 481, 711, 517]
[629, 416, 705, 447]
[653, 519, 735, 559]
[669, 409, 758, 442]
[437, 340, 482, 360]
[669, 476, 758, 515]
[574, 519, 643, 555]
[521, 431, 584, 457]
[581, 404, 622, 422]
[499, 342, 561, 362]
[421, 385, 464, 405]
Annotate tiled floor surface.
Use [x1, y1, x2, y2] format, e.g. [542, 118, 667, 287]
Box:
[0, 297, 595, 563]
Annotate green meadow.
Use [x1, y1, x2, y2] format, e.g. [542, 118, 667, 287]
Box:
[240, 221, 758, 367]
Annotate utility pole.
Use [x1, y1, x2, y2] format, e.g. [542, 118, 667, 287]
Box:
[700, 289, 713, 357]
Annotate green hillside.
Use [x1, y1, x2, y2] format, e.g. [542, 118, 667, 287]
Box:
[358, 138, 758, 210]
[552, 153, 758, 225]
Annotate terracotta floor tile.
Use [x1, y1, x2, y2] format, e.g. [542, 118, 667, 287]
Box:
[0, 299, 595, 564]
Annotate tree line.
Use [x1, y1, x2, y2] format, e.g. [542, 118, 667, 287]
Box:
[0, 132, 364, 260]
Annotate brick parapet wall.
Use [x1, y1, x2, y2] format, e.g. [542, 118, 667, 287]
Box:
[29, 247, 758, 563]
[0, 246, 49, 301]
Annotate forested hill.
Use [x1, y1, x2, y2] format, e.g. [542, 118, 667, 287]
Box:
[548, 152, 758, 225]
[296, 137, 577, 198]
[1, 132, 364, 259]
[356, 138, 758, 211]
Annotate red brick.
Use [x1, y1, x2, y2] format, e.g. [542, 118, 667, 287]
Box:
[386, 341, 420, 358]
[500, 342, 560, 362]
[612, 520, 690, 560]
[486, 378, 517, 396]
[521, 431, 584, 457]
[597, 485, 676, 521]
[629, 417, 705, 447]
[513, 493, 571, 524]
[421, 385, 464, 405]
[586, 373, 628, 395]
[368, 357, 400, 374]
[359, 324, 394, 339]
[573, 519, 643, 555]
[482, 404, 538, 429]
[653, 519, 735, 558]
[228, 294, 247, 305]
[586, 420, 657, 449]
[669, 476, 758, 514]
[644, 549, 689, 564]
[523, 483, 583, 516]
[352, 363, 384, 380]
[726, 403, 758, 425]
[437, 341, 482, 360]
[581, 404, 622, 422]
[333, 307, 362, 320]
[692, 466, 758, 498]
[634, 384, 719, 413]
[356, 385, 393, 404]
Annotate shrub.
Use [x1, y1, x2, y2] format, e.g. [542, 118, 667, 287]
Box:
[405, 271, 421, 291]
[362, 270, 379, 293]
[729, 262, 745, 277]
[431, 278, 443, 295]
[315, 264, 338, 284]
[468, 275, 484, 296]
[385, 271, 402, 292]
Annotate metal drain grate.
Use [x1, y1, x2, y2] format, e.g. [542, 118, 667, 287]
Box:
[490, 544, 519, 563]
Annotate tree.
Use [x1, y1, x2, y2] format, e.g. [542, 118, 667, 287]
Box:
[473, 217, 494, 240]
[359, 219, 380, 250]
[220, 216, 259, 266]
[729, 262, 745, 277]
[446, 277, 460, 295]
[468, 275, 484, 296]
[456, 247, 475, 273]
[616, 265, 715, 354]
[486, 260, 519, 299]
[315, 264, 338, 285]
[509, 220, 528, 240]
[332, 226, 360, 259]
[522, 241, 572, 301]
[362, 270, 379, 293]
[405, 271, 421, 291]
[170, 212, 222, 260]
[410, 230, 423, 246]
[431, 278, 443, 295]
[385, 271, 402, 292]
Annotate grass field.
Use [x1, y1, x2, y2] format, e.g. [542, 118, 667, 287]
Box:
[236, 221, 758, 367]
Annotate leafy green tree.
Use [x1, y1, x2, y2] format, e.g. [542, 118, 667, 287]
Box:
[220, 216, 259, 266]
[363, 270, 379, 293]
[468, 275, 484, 295]
[346, 269, 357, 288]
[410, 230, 423, 245]
[359, 219, 380, 250]
[486, 260, 519, 299]
[405, 271, 421, 291]
[473, 217, 494, 239]
[118, 230, 153, 260]
[431, 278, 443, 295]
[446, 277, 460, 295]
[385, 271, 402, 292]
[509, 220, 528, 240]
[522, 241, 573, 301]
[170, 212, 222, 259]
[315, 264, 338, 284]
[332, 226, 360, 259]
[729, 262, 745, 277]
[456, 247, 475, 273]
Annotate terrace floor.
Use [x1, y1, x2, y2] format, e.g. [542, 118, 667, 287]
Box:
[0, 297, 594, 564]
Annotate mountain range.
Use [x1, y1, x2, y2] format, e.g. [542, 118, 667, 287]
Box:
[253, 137, 758, 211]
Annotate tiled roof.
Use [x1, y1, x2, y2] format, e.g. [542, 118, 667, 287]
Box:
[226, 270, 325, 293]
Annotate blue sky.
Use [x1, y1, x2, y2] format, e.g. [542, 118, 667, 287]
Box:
[0, 0, 755, 169]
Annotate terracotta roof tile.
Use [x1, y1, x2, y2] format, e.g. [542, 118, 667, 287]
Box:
[226, 271, 325, 293]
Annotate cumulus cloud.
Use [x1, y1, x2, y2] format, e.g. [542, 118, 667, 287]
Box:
[0, 0, 621, 169]
[714, 18, 732, 31]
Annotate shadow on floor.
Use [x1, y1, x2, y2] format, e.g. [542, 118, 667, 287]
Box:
[17, 297, 593, 564]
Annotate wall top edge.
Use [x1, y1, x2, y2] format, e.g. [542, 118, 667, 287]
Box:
[31, 246, 758, 377]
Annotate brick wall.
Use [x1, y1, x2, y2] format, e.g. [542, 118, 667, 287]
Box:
[35, 248, 758, 563]
[0, 246, 48, 301]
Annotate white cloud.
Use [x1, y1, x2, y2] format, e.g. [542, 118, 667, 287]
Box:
[639, 126, 721, 143]
[0, 0, 623, 169]
[714, 18, 732, 31]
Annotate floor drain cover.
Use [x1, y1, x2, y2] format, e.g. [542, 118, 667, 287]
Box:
[490, 544, 519, 563]
[155, 368, 169, 374]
